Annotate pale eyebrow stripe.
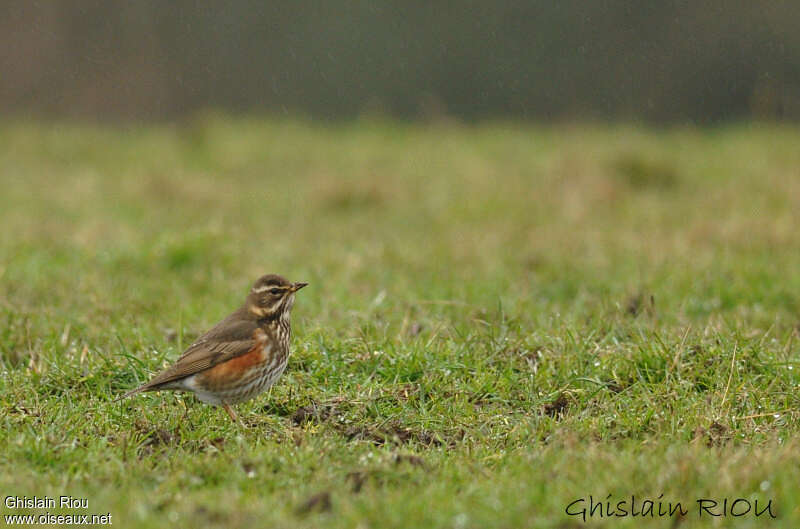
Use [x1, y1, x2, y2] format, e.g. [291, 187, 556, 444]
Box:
[252, 285, 289, 293]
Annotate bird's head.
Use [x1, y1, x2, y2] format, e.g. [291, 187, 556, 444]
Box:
[246, 274, 308, 319]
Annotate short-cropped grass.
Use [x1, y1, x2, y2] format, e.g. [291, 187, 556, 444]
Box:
[1, 118, 799, 527]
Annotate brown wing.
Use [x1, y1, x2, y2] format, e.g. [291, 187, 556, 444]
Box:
[117, 313, 260, 399]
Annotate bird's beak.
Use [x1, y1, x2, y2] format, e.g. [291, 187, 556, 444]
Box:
[292, 282, 309, 292]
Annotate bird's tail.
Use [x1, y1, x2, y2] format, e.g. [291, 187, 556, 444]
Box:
[114, 383, 154, 402]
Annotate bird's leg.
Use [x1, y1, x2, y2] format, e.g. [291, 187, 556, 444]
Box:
[222, 402, 240, 425]
[179, 397, 188, 421]
[179, 395, 196, 429]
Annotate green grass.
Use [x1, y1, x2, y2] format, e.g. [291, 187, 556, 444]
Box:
[1, 117, 800, 527]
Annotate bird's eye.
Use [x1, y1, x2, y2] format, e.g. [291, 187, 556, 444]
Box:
[269, 288, 283, 295]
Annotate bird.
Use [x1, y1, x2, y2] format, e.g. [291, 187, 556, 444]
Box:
[117, 274, 308, 423]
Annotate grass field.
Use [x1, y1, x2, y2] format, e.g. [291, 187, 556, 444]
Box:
[1, 118, 799, 528]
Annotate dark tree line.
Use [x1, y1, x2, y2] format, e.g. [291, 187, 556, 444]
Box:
[1, 1, 798, 122]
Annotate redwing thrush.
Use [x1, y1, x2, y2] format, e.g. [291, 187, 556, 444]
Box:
[117, 274, 307, 423]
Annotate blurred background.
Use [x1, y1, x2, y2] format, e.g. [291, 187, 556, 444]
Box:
[2, 0, 799, 123]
